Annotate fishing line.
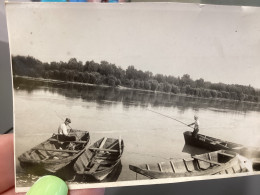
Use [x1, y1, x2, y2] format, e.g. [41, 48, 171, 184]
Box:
[54, 110, 73, 129]
[146, 109, 193, 129]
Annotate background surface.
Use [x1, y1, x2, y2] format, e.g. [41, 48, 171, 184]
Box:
[1, 1, 260, 194]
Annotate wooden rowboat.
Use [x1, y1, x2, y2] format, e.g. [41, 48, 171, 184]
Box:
[73, 137, 124, 181]
[18, 129, 90, 174]
[183, 131, 260, 159]
[129, 150, 253, 179]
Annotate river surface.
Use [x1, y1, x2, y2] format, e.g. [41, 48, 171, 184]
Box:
[14, 77, 260, 187]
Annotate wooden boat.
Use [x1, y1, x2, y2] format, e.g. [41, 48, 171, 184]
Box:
[129, 150, 253, 179]
[73, 137, 124, 181]
[18, 129, 90, 174]
[183, 131, 260, 159]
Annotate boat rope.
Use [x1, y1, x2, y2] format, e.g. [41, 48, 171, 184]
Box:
[146, 109, 193, 129]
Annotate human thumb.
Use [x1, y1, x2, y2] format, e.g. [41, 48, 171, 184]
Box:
[26, 175, 68, 195]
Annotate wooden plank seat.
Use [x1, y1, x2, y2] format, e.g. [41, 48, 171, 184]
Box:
[89, 148, 118, 153]
[192, 156, 222, 166]
[32, 148, 81, 153]
[89, 163, 100, 173]
[73, 137, 124, 181]
[49, 138, 87, 144]
[218, 152, 235, 158]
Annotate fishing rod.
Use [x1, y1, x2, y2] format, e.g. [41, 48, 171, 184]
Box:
[146, 109, 193, 129]
[147, 110, 226, 147]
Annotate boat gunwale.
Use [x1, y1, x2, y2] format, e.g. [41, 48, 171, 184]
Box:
[18, 130, 90, 165]
[183, 131, 244, 148]
[129, 151, 245, 179]
[78, 158, 122, 176]
[18, 148, 86, 164]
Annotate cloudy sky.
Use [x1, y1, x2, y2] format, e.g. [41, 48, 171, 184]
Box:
[6, 3, 260, 88]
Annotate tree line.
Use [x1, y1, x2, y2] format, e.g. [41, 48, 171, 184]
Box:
[12, 55, 260, 103]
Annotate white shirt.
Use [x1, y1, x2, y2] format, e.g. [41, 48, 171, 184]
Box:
[194, 120, 199, 129]
[58, 123, 69, 135]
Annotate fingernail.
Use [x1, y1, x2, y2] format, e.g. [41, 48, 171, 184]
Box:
[26, 175, 68, 195]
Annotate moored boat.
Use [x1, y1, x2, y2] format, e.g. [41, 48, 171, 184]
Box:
[18, 129, 90, 174]
[184, 131, 260, 159]
[129, 150, 253, 179]
[73, 137, 124, 181]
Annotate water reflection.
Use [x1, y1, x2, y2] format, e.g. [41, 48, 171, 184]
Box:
[16, 162, 122, 186]
[14, 77, 260, 186]
[73, 161, 123, 183]
[182, 144, 211, 157]
[14, 77, 260, 113]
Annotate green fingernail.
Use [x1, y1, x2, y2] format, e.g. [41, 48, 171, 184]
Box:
[26, 175, 68, 195]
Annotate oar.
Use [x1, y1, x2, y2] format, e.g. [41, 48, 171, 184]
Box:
[146, 109, 193, 129]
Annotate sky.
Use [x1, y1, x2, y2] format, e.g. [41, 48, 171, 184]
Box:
[6, 3, 260, 88]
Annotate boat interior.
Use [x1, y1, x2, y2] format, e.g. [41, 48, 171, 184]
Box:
[138, 151, 237, 174]
[19, 132, 90, 161]
[74, 137, 123, 174]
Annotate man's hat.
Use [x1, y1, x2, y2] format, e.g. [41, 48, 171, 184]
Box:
[65, 118, 71, 123]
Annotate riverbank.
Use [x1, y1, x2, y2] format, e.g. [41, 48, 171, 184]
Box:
[13, 75, 260, 106]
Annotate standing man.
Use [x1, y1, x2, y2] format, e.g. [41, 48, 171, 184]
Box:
[188, 115, 199, 138]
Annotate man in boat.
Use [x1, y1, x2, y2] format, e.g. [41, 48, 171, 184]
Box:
[188, 115, 199, 138]
[57, 118, 76, 142]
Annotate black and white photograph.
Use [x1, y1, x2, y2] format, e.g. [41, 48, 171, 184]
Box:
[6, 2, 260, 192]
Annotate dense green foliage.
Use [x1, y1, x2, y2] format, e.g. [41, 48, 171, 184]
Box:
[12, 55, 260, 102]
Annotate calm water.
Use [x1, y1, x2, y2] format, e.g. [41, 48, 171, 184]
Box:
[14, 77, 260, 186]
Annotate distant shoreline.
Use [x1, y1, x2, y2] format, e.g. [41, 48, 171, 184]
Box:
[13, 75, 259, 105]
[12, 56, 260, 104]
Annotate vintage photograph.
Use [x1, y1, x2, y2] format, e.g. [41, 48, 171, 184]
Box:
[6, 2, 260, 192]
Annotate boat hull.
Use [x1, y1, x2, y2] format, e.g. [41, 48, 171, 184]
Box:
[19, 149, 85, 174]
[129, 150, 253, 179]
[74, 137, 124, 182]
[80, 160, 122, 181]
[18, 129, 90, 174]
[184, 131, 260, 159]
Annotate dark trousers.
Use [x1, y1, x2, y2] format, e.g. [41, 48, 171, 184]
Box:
[57, 134, 77, 142]
[192, 128, 199, 138]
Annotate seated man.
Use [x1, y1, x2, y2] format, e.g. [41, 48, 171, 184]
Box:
[57, 118, 76, 142]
